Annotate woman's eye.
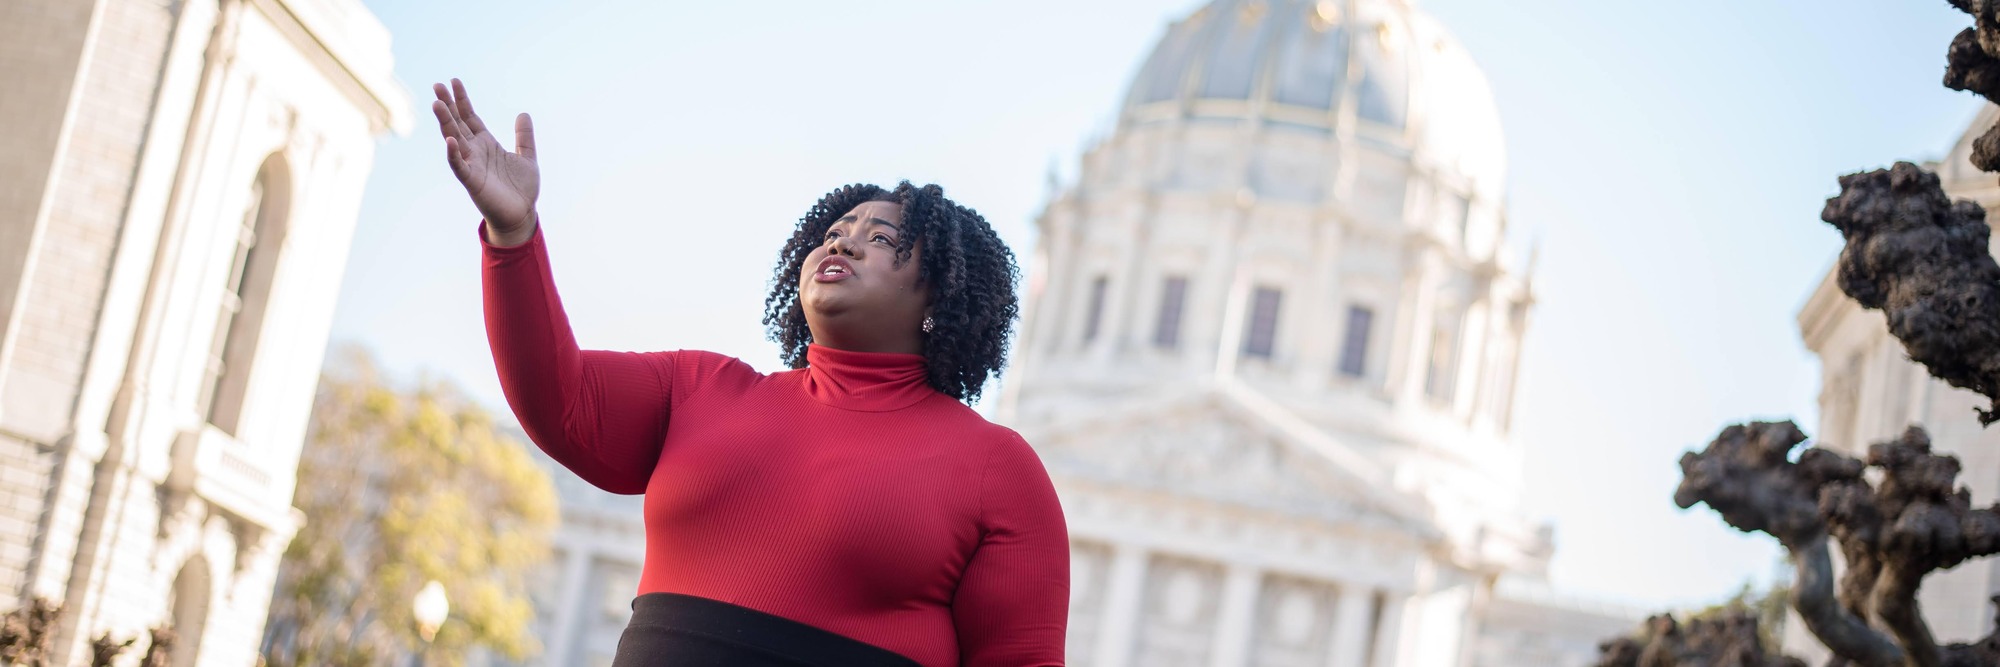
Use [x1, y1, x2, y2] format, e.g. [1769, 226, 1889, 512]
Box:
[872, 234, 892, 244]
[824, 231, 841, 241]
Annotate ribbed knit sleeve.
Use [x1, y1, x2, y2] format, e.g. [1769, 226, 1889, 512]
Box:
[481, 221, 680, 495]
[952, 431, 1070, 667]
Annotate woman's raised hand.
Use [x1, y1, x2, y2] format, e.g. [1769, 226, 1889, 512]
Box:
[433, 78, 539, 246]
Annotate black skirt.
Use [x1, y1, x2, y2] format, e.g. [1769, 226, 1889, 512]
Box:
[610, 593, 924, 667]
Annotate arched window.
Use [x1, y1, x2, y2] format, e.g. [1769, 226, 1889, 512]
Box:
[198, 155, 289, 435]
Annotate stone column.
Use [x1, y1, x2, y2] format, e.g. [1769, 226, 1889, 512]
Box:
[1094, 195, 1158, 363]
[1092, 544, 1150, 667]
[1388, 244, 1439, 407]
[1192, 202, 1250, 374]
[1293, 215, 1347, 387]
[1208, 564, 1262, 667]
[1214, 266, 1253, 379]
[1453, 292, 1492, 420]
[544, 545, 594, 666]
[1028, 202, 1079, 359]
[1326, 585, 1374, 667]
[1372, 592, 1411, 667]
[1000, 201, 1075, 421]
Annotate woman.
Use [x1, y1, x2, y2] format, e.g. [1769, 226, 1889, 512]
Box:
[430, 78, 1069, 667]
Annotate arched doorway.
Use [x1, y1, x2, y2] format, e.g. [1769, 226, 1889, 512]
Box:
[168, 556, 212, 667]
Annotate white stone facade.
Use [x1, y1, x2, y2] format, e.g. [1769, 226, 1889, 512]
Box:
[517, 1, 1635, 665]
[997, 1, 1627, 665]
[0, 0, 406, 664]
[1786, 104, 2000, 661]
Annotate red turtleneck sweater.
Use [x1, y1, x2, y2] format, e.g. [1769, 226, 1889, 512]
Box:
[480, 224, 1069, 667]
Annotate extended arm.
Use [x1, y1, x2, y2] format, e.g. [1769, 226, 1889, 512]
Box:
[482, 227, 674, 494]
[439, 78, 673, 493]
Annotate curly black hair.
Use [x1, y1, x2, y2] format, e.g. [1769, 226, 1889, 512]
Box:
[761, 182, 1020, 403]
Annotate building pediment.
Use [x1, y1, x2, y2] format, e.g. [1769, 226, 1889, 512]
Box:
[1019, 388, 1437, 537]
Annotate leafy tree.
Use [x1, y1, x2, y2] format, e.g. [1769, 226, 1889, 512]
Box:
[0, 597, 60, 666]
[1594, 611, 1803, 667]
[1687, 581, 1793, 650]
[261, 345, 558, 666]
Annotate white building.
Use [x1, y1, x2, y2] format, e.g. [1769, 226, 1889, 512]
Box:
[1790, 104, 2000, 661]
[0, 0, 407, 664]
[519, 1, 1636, 665]
[1000, 0, 1626, 665]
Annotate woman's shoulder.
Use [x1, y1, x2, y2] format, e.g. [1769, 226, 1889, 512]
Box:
[911, 396, 1010, 434]
[646, 349, 771, 400]
[918, 402, 1044, 469]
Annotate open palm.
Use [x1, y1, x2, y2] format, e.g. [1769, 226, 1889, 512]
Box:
[432, 78, 538, 242]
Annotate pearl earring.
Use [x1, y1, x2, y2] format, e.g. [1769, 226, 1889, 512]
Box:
[921, 316, 935, 333]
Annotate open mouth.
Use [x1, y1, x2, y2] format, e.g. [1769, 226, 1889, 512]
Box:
[814, 256, 855, 281]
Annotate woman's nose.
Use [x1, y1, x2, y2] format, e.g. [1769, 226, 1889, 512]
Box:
[828, 236, 858, 257]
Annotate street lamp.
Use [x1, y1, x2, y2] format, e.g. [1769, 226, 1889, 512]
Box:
[412, 580, 448, 667]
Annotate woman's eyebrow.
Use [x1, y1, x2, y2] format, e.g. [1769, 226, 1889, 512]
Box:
[836, 214, 901, 230]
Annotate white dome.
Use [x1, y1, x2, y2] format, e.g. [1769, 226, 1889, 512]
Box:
[1121, 0, 1506, 200]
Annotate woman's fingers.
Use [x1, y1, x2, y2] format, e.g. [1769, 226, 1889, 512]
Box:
[432, 83, 477, 156]
[515, 113, 536, 160]
[451, 78, 488, 135]
[431, 98, 460, 144]
[444, 136, 471, 183]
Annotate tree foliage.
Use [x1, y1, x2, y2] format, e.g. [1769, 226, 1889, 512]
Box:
[1688, 582, 1792, 651]
[261, 345, 558, 666]
[1595, 611, 1804, 667]
[0, 597, 60, 666]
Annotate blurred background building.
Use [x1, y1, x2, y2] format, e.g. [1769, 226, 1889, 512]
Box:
[1789, 105, 2000, 662]
[0, 0, 405, 664]
[516, 1, 1637, 665]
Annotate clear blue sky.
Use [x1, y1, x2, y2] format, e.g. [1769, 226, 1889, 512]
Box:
[337, 0, 1985, 611]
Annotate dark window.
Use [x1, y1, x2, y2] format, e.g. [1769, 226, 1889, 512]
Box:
[1083, 276, 1109, 343]
[1242, 287, 1283, 358]
[1154, 276, 1189, 348]
[1338, 306, 1374, 377]
[201, 158, 287, 436]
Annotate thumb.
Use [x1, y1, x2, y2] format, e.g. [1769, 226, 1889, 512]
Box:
[515, 113, 536, 160]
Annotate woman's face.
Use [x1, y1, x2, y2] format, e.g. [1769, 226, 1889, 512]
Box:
[799, 200, 930, 353]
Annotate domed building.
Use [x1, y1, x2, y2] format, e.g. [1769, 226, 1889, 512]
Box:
[996, 0, 1632, 665]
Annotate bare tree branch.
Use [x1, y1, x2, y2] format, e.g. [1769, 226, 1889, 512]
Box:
[1674, 422, 1906, 666]
[1820, 163, 2000, 425]
[1661, 421, 2000, 667]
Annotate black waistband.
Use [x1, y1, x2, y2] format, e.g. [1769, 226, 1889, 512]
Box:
[610, 593, 923, 667]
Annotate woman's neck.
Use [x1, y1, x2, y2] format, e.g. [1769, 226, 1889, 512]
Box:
[800, 344, 933, 411]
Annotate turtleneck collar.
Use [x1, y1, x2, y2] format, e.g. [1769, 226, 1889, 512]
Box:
[802, 344, 935, 412]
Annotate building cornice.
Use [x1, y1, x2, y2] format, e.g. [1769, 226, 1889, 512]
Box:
[252, 0, 411, 135]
